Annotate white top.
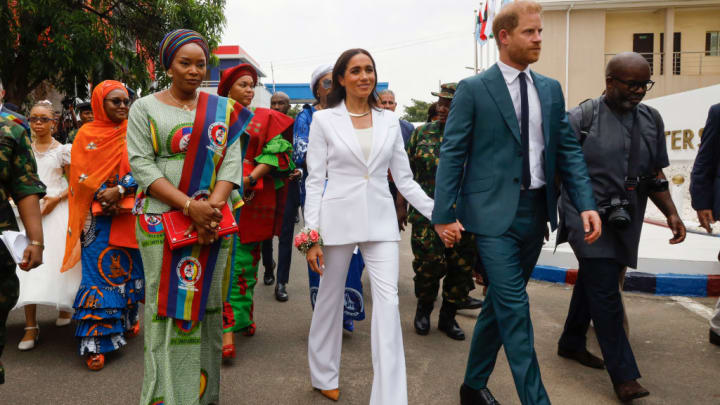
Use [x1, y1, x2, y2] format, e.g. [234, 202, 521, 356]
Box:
[354, 127, 373, 162]
[497, 60, 546, 189]
[32, 141, 71, 195]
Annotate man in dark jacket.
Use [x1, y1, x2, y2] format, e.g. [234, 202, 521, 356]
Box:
[690, 102, 720, 347]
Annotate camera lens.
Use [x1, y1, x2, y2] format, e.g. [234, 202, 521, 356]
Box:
[608, 207, 631, 229]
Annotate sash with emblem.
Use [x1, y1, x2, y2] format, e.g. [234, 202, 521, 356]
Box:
[157, 92, 251, 321]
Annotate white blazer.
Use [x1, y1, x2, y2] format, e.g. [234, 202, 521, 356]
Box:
[304, 102, 434, 245]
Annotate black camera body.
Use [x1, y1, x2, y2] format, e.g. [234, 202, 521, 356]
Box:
[598, 196, 632, 230]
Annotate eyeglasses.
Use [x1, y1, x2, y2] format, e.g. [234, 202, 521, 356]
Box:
[609, 77, 655, 92]
[321, 78, 332, 90]
[105, 98, 131, 107]
[28, 117, 54, 124]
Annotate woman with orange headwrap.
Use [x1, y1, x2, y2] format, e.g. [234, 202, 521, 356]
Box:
[218, 63, 294, 360]
[62, 80, 144, 371]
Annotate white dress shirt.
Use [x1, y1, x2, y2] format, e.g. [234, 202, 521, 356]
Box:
[497, 60, 546, 189]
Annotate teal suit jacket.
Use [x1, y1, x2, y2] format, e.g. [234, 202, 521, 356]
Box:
[432, 64, 596, 236]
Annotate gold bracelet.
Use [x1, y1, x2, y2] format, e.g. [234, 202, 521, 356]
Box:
[30, 240, 44, 248]
[183, 199, 192, 216]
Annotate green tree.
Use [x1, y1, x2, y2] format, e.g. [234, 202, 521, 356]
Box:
[0, 0, 227, 105]
[286, 104, 302, 119]
[401, 98, 432, 122]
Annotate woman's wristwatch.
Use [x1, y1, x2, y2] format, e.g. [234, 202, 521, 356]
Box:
[30, 240, 44, 249]
[117, 185, 126, 198]
[247, 174, 257, 187]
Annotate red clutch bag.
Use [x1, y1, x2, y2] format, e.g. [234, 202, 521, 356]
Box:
[161, 203, 238, 250]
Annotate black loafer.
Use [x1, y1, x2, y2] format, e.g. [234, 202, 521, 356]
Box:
[460, 383, 501, 405]
[275, 283, 288, 302]
[557, 346, 605, 369]
[710, 330, 720, 346]
[457, 297, 483, 310]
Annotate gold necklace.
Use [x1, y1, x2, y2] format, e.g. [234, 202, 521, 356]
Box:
[167, 89, 198, 111]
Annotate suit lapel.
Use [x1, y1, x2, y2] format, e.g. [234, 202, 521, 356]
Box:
[328, 103, 367, 165]
[483, 64, 521, 145]
[366, 109, 390, 169]
[531, 71, 552, 148]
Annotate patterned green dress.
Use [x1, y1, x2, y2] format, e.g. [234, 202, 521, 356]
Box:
[127, 95, 243, 405]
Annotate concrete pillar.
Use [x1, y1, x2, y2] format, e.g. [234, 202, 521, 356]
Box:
[664, 7, 675, 86]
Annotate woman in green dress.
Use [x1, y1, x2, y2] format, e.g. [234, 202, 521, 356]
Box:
[127, 29, 250, 405]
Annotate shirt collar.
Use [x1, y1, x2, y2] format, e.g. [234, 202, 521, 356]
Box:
[497, 60, 534, 85]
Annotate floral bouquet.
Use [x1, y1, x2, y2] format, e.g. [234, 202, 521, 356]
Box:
[294, 227, 323, 254]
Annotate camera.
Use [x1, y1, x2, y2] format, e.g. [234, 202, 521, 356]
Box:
[598, 196, 632, 230]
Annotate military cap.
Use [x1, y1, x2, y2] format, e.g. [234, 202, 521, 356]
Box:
[431, 83, 457, 99]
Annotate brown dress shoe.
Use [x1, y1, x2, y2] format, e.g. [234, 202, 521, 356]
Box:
[614, 380, 649, 402]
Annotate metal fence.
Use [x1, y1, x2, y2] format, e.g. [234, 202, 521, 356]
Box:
[604, 52, 720, 76]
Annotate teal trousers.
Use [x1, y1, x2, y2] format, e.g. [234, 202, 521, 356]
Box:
[464, 189, 551, 405]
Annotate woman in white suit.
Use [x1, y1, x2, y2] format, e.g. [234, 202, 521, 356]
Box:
[302, 48, 434, 404]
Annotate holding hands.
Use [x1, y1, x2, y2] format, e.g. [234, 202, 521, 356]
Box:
[434, 220, 465, 248]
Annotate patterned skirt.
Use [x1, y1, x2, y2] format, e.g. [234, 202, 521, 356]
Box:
[136, 213, 227, 405]
[73, 214, 144, 355]
[223, 239, 260, 333]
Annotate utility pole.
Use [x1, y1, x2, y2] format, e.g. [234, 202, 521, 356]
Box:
[271, 62, 276, 93]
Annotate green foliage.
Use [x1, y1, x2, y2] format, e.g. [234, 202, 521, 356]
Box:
[0, 0, 227, 105]
[286, 104, 302, 119]
[401, 99, 432, 122]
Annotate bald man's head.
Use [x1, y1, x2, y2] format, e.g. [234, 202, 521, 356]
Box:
[605, 52, 653, 113]
[270, 91, 291, 114]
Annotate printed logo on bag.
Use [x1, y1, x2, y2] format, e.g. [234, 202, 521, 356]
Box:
[344, 288, 364, 318]
[176, 257, 202, 291]
[97, 247, 133, 287]
[207, 122, 228, 153]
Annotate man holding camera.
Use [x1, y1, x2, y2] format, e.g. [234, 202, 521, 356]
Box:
[556, 52, 686, 402]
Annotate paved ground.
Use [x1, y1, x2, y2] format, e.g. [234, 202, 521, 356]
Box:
[2, 233, 720, 404]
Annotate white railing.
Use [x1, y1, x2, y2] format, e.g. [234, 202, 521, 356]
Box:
[604, 52, 720, 76]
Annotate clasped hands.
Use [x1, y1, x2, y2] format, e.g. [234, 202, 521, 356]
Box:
[184, 198, 225, 245]
[96, 186, 122, 215]
[433, 210, 604, 248]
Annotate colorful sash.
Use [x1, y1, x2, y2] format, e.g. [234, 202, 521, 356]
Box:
[157, 92, 252, 321]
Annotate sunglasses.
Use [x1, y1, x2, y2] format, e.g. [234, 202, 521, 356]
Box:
[105, 97, 132, 107]
[321, 78, 332, 90]
[609, 77, 655, 92]
[28, 117, 54, 124]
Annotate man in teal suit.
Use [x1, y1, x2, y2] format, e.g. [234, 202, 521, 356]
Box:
[432, 2, 602, 404]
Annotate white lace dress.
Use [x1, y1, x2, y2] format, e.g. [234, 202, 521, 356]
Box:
[14, 142, 82, 311]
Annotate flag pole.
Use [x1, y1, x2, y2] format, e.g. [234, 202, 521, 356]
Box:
[474, 9, 479, 74]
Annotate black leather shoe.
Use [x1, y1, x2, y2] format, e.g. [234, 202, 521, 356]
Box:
[275, 283, 288, 302]
[457, 297, 483, 310]
[614, 379, 649, 402]
[557, 346, 605, 369]
[460, 384, 500, 405]
[710, 330, 720, 346]
[438, 301, 465, 340]
[414, 301, 433, 335]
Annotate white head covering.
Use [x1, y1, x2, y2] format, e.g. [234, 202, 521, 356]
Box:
[310, 63, 333, 97]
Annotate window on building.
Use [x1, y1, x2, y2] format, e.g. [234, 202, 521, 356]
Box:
[707, 32, 720, 56]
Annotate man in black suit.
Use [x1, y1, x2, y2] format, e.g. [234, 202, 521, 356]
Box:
[690, 102, 720, 347]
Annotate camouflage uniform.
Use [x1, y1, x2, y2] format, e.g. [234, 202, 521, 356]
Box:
[0, 117, 46, 358]
[407, 88, 476, 305]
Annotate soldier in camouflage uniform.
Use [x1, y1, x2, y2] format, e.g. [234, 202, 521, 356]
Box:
[0, 116, 45, 384]
[401, 83, 480, 340]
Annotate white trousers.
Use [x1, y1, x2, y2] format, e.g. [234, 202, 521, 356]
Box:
[308, 241, 408, 405]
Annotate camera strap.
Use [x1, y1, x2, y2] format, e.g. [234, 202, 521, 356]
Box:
[625, 110, 643, 192]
